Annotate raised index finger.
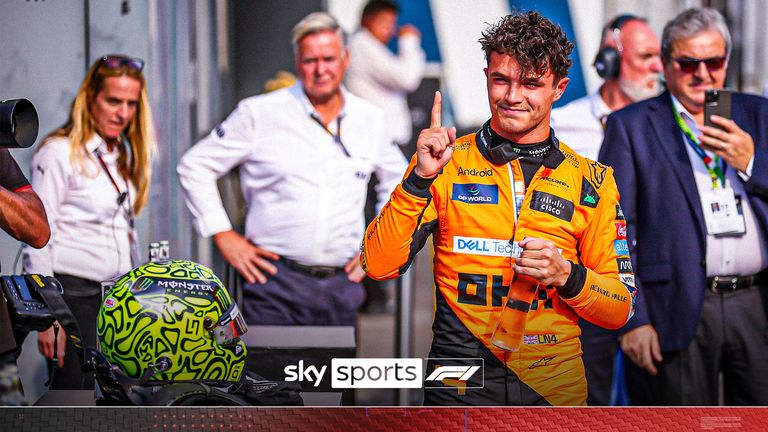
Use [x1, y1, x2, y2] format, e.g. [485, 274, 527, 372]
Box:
[430, 91, 442, 127]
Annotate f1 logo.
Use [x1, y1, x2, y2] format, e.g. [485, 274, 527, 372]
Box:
[424, 358, 484, 389]
[425, 366, 480, 382]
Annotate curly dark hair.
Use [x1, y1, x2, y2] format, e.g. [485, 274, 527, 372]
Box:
[479, 11, 574, 84]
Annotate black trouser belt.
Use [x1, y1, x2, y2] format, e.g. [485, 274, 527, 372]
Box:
[707, 272, 766, 293]
[280, 258, 344, 278]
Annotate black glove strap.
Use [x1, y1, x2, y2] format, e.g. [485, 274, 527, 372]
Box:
[36, 276, 85, 367]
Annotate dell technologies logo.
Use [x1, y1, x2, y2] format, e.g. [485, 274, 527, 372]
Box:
[453, 236, 522, 258]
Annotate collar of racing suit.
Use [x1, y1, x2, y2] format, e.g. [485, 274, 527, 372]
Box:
[476, 121, 565, 170]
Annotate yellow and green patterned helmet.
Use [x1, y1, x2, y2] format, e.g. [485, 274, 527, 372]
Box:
[97, 260, 247, 385]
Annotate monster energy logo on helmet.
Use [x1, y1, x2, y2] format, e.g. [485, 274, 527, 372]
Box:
[97, 259, 248, 385]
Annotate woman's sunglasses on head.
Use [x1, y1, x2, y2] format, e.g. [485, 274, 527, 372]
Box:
[100, 56, 145, 72]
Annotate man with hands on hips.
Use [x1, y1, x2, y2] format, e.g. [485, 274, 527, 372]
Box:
[178, 12, 406, 326]
[361, 12, 635, 406]
[599, 7, 768, 405]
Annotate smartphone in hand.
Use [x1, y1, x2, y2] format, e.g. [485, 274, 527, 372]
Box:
[704, 89, 732, 130]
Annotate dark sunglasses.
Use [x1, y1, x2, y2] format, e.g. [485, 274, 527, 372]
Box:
[100, 55, 145, 72]
[673, 56, 726, 74]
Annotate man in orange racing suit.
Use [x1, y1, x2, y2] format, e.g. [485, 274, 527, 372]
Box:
[361, 12, 636, 406]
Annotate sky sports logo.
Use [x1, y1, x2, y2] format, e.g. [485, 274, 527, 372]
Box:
[284, 358, 484, 389]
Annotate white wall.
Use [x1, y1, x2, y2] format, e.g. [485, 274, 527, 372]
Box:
[429, 0, 509, 128]
[740, 0, 768, 94]
[0, 0, 152, 404]
[328, 0, 367, 34]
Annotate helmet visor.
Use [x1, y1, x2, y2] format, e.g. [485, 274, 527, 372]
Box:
[211, 302, 248, 345]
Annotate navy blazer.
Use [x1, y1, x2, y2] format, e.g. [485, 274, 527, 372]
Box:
[598, 90, 768, 351]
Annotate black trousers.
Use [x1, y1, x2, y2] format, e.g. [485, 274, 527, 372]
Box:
[626, 284, 768, 405]
[579, 320, 620, 405]
[48, 273, 101, 390]
[241, 260, 365, 326]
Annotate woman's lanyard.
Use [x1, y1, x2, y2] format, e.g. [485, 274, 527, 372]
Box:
[94, 149, 132, 227]
[672, 105, 726, 189]
[310, 114, 351, 157]
[95, 148, 140, 267]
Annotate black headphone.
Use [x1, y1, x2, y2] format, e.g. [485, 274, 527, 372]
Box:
[593, 14, 639, 79]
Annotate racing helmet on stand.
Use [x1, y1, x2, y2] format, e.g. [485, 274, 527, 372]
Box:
[97, 259, 248, 387]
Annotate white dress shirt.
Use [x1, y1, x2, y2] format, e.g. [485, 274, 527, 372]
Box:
[346, 28, 426, 145]
[177, 83, 408, 267]
[550, 92, 612, 161]
[23, 135, 136, 282]
[671, 95, 767, 276]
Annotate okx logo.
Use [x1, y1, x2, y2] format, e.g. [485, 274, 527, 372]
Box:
[424, 358, 484, 390]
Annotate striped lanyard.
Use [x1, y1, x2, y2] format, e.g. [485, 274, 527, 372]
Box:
[94, 149, 129, 206]
[671, 105, 725, 189]
[507, 163, 525, 224]
[94, 147, 139, 267]
[310, 114, 350, 157]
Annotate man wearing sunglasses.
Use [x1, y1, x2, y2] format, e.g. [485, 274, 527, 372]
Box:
[600, 7, 768, 405]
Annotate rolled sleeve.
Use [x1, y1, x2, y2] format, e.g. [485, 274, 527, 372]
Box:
[178, 102, 257, 238]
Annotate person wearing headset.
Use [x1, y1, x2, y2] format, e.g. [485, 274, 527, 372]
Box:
[550, 15, 662, 405]
[551, 14, 663, 161]
[22, 55, 157, 390]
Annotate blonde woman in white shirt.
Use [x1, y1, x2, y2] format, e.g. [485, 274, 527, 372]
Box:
[23, 55, 156, 389]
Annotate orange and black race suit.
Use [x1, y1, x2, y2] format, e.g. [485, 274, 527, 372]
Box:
[361, 130, 636, 406]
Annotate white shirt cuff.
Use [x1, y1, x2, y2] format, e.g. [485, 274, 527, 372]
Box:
[399, 34, 421, 49]
[738, 155, 754, 181]
[195, 211, 233, 238]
